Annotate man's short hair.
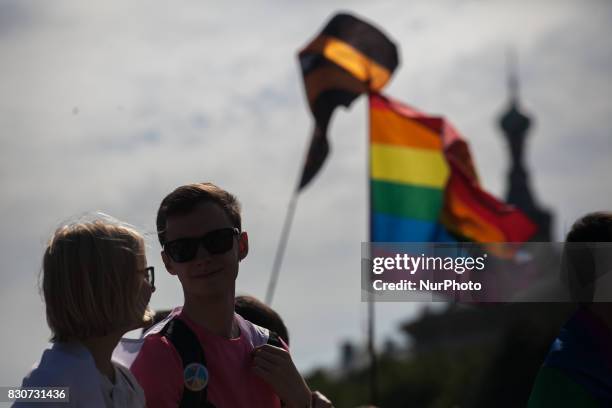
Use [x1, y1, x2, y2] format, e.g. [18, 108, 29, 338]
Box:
[156, 182, 241, 245]
[235, 295, 290, 345]
[563, 212, 612, 303]
[43, 216, 148, 342]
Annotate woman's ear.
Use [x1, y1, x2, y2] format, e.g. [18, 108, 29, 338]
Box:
[238, 231, 249, 261]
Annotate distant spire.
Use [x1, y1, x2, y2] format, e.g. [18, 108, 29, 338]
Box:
[500, 47, 530, 138]
[506, 47, 519, 105]
[498, 47, 553, 241]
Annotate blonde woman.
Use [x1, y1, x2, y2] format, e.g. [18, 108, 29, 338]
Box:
[14, 215, 155, 408]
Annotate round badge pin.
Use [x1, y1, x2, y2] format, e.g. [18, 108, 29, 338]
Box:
[183, 363, 209, 391]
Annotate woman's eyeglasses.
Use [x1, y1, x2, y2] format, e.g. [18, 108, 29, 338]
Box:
[144, 266, 155, 289]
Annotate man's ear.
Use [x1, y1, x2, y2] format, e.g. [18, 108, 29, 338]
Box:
[161, 251, 177, 275]
[238, 231, 249, 261]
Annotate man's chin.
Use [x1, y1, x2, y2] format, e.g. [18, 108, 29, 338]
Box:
[187, 285, 235, 300]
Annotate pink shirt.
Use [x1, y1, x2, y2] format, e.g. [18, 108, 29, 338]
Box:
[131, 311, 281, 408]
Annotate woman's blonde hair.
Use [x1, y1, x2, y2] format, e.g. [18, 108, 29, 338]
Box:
[42, 214, 152, 342]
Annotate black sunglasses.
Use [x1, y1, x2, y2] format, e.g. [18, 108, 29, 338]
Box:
[144, 266, 155, 289]
[163, 227, 240, 263]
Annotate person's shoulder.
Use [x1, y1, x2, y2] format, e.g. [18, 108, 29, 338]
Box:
[234, 313, 288, 350]
[133, 332, 182, 368]
[21, 364, 68, 388]
[23, 343, 96, 386]
[19, 343, 106, 408]
[235, 313, 267, 343]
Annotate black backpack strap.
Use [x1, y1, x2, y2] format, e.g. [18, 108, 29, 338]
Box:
[160, 318, 216, 408]
[266, 330, 284, 348]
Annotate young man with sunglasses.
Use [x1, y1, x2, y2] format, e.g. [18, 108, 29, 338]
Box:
[130, 183, 313, 408]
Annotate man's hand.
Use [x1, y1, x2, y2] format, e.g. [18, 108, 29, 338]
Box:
[252, 344, 312, 408]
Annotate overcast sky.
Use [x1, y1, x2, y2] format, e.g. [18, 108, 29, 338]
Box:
[1, 0, 611, 392]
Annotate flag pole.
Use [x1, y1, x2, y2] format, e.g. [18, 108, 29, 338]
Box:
[266, 191, 299, 306]
[266, 119, 315, 306]
[366, 93, 379, 405]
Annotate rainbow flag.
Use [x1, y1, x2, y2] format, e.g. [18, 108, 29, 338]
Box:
[370, 93, 537, 243]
